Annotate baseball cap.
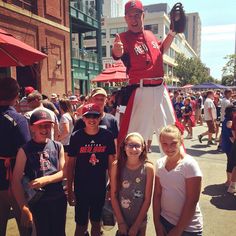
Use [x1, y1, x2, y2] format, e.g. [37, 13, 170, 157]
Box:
[91, 87, 107, 97]
[51, 93, 57, 99]
[69, 95, 78, 102]
[125, 0, 144, 14]
[82, 103, 101, 116]
[25, 86, 35, 96]
[30, 109, 54, 125]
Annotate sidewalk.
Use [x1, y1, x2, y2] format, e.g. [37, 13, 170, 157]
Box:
[6, 125, 236, 236]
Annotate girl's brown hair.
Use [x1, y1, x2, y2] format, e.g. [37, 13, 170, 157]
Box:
[116, 132, 148, 191]
[59, 98, 75, 124]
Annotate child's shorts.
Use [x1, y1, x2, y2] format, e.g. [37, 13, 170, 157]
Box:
[75, 192, 106, 225]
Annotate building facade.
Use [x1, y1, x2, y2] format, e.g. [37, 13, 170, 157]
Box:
[70, 0, 102, 95]
[0, 0, 71, 97]
[184, 12, 201, 57]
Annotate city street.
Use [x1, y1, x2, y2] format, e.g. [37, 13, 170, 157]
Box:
[6, 124, 236, 236]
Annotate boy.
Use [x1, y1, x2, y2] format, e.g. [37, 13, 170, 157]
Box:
[67, 103, 116, 236]
[12, 109, 67, 236]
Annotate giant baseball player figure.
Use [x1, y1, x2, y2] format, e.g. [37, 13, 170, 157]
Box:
[112, 0, 186, 144]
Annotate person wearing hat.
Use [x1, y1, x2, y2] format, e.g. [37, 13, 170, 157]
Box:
[50, 93, 61, 118]
[12, 109, 67, 236]
[16, 86, 35, 114]
[25, 91, 59, 140]
[0, 77, 31, 236]
[67, 103, 116, 236]
[73, 87, 119, 149]
[112, 0, 186, 145]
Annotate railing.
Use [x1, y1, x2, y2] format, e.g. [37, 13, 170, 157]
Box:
[70, 1, 97, 19]
[72, 48, 98, 63]
[9, 0, 37, 14]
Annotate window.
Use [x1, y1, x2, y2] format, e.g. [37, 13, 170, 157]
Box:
[110, 27, 127, 38]
[101, 29, 106, 39]
[144, 24, 158, 34]
[102, 46, 106, 57]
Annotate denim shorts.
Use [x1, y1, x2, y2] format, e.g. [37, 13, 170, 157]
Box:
[160, 215, 202, 236]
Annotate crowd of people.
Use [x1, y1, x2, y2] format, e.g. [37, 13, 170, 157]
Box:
[1, 0, 236, 236]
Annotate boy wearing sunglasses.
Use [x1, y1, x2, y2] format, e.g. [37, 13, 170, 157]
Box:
[67, 103, 116, 236]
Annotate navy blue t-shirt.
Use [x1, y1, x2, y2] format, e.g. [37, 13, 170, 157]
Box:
[68, 128, 116, 195]
[73, 113, 119, 139]
[23, 139, 64, 199]
[0, 106, 30, 190]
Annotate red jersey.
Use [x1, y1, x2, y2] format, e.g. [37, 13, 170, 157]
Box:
[118, 30, 164, 84]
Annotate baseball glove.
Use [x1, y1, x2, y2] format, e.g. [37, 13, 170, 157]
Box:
[170, 2, 186, 33]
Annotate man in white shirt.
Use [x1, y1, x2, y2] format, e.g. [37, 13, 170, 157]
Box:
[198, 90, 217, 145]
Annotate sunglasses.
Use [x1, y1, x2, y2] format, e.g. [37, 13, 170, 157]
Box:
[125, 143, 142, 149]
[84, 114, 100, 119]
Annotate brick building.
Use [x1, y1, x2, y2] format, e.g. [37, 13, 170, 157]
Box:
[0, 0, 71, 97]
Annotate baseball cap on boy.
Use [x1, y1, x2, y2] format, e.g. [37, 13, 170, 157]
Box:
[125, 0, 144, 14]
[91, 87, 107, 97]
[30, 109, 54, 125]
[82, 103, 101, 116]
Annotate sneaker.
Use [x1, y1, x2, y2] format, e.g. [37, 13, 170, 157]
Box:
[227, 182, 236, 194]
[207, 140, 215, 145]
[198, 135, 203, 143]
[148, 148, 152, 153]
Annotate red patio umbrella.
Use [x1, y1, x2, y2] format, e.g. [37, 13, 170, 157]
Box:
[0, 29, 47, 67]
[92, 61, 128, 83]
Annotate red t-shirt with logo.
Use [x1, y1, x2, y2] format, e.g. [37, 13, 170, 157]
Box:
[118, 30, 164, 84]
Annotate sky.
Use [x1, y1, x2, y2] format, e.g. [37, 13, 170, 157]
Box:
[138, 0, 236, 80]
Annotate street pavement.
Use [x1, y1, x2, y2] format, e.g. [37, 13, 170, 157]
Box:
[6, 124, 236, 236]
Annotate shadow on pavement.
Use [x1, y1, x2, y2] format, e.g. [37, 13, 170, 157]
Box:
[150, 145, 160, 153]
[202, 183, 236, 210]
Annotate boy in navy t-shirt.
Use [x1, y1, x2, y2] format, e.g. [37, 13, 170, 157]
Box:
[67, 103, 116, 236]
[12, 109, 67, 236]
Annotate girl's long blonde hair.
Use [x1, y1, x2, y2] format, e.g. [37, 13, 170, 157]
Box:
[159, 124, 183, 144]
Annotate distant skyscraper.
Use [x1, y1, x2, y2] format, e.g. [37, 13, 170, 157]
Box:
[184, 13, 201, 57]
[144, 3, 170, 14]
[102, 0, 123, 17]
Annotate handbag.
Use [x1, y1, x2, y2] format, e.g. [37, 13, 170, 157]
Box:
[101, 198, 116, 231]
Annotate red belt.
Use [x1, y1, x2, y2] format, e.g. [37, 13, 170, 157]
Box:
[0, 157, 13, 180]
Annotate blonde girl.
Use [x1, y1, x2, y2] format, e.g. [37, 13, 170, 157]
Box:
[153, 125, 203, 236]
[111, 132, 154, 236]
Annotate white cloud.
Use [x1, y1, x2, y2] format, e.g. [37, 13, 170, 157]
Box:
[202, 24, 236, 41]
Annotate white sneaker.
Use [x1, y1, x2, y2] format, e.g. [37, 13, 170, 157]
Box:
[227, 182, 236, 194]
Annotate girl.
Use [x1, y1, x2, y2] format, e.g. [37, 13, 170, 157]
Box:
[153, 124, 203, 236]
[58, 98, 75, 154]
[12, 109, 67, 236]
[182, 97, 194, 139]
[111, 132, 154, 236]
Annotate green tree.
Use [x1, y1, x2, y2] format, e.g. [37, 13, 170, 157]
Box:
[221, 54, 236, 85]
[173, 54, 212, 86]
